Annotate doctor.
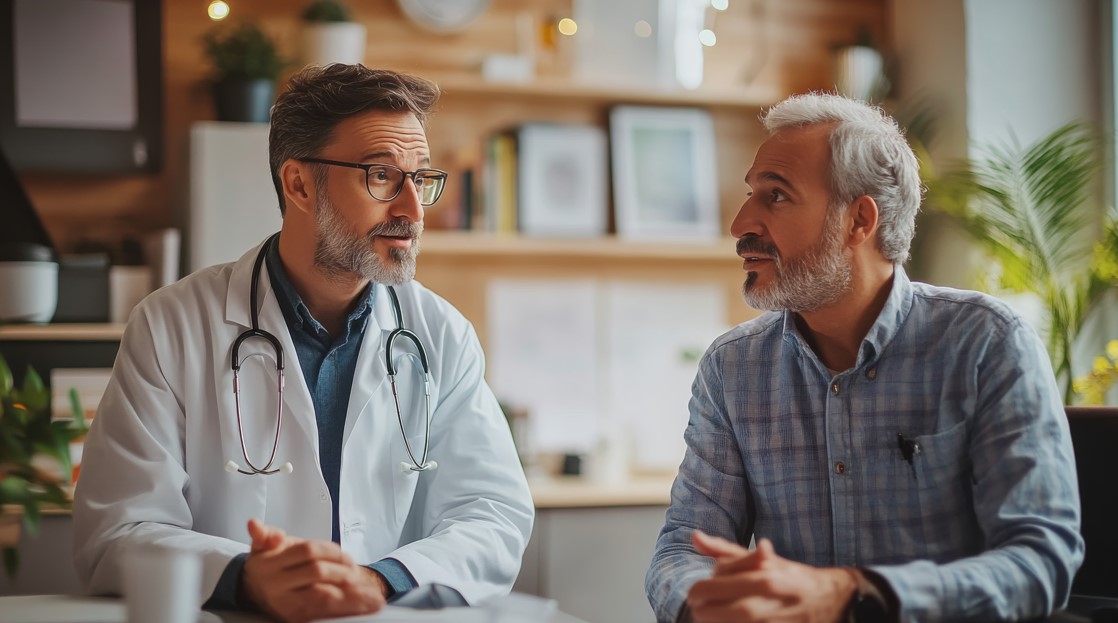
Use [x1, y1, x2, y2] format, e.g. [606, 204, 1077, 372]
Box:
[73, 64, 534, 623]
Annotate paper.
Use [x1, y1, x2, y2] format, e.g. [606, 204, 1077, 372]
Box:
[603, 281, 728, 472]
[487, 279, 600, 453]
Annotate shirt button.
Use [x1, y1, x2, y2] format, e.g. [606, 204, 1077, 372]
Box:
[866, 368, 877, 380]
[319, 492, 329, 503]
[835, 461, 846, 475]
[831, 383, 840, 395]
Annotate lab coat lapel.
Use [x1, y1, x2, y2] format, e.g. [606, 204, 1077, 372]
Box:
[223, 241, 321, 465]
[342, 284, 390, 448]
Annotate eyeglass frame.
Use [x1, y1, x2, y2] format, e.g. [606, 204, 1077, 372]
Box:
[301, 158, 449, 206]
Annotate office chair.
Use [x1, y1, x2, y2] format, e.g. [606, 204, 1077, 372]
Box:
[1067, 406, 1118, 598]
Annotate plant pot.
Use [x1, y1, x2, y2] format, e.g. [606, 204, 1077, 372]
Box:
[0, 242, 58, 324]
[302, 22, 366, 66]
[213, 78, 275, 123]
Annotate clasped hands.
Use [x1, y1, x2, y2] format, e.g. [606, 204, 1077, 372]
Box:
[686, 530, 859, 623]
[240, 518, 388, 623]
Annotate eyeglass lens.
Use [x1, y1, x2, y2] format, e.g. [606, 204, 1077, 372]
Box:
[366, 165, 446, 206]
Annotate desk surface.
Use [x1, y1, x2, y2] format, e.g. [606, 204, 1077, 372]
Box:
[0, 595, 591, 623]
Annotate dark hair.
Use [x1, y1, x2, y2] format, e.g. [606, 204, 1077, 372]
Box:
[268, 64, 440, 215]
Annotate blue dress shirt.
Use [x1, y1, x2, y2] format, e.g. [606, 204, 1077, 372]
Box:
[206, 241, 417, 609]
[646, 266, 1083, 622]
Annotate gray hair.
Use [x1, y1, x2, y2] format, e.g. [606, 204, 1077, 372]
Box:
[268, 64, 440, 216]
[761, 92, 923, 263]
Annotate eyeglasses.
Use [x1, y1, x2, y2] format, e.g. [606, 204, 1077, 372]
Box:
[302, 158, 448, 206]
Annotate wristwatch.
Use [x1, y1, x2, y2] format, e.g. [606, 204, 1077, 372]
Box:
[846, 589, 889, 623]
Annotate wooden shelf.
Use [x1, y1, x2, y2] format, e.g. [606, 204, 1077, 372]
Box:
[419, 230, 740, 263]
[528, 475, 674, 509]
[0, 323, 126, 341]
[431, 74, 781, 110]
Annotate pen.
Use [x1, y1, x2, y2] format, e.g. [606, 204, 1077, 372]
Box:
[897, 433, 920, 478]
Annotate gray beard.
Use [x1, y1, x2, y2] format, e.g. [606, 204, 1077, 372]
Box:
[741, 209, 852, 313]
[312, 191, 421, 285]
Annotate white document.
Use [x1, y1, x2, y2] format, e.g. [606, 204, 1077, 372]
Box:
[603, 281, 729, 472]
[487, 279, 600, 453]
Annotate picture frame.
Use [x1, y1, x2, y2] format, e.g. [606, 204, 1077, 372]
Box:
[609, 106, 719, 240]
[516, 122, 608, 237]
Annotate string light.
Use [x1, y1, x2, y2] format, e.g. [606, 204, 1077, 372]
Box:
[557, 18, 578, 36]
[634, 20, 652, 38]
[699, 29, 717, 46]
[207, 0, 230, 21]
[711, 0, 729, 10]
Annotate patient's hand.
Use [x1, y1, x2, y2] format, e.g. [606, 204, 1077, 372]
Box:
[686, 530, 857, 623]
[240, 518, 387, 623]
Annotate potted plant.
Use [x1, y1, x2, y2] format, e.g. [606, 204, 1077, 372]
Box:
[0, 354, 87, 576]
[201, 22, 287, 123]
[928, 123, 1118, 403]
[301, 0, 366, 66]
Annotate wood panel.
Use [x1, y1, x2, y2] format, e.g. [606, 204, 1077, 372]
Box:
[18, 0, 888, 251]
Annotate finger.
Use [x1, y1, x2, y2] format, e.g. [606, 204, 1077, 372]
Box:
[295, 581, 385, 620]
[688, 573, 782, 606]
[265, 539, 352, 571]
[712, 539, 780, 575]
[248, 519, 286, 553]
[271, 559, 360, 593]
[691, 595, 784, 623]
[692, 530, 748, 559]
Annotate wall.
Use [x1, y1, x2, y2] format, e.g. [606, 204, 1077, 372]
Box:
[17, 0, 889, 252]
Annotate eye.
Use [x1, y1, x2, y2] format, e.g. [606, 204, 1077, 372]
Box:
[769, 189, 788, 202]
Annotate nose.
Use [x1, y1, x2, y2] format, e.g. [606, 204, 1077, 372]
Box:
[730, 195, 762, 239]
[390, 175, 425, 223]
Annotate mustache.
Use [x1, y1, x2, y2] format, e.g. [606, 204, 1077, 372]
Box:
[367, 219, 422, 239]
[736, 235, 780, 259]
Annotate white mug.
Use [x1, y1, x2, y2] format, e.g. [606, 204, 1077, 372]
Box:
[122, 543, 201, 623]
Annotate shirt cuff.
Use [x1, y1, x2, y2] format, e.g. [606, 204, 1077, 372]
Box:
[204, 553, 249, 611]
[368, 558, 418, 598]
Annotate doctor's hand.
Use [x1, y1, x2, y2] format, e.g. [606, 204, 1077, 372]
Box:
[685, 530, 857, 623]
[240, 519, 387, 623]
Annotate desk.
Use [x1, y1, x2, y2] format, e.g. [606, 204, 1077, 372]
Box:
[0, 595, 591, 623]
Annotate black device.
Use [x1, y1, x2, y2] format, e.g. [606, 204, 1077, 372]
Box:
[896, 433, 920, 478]
[0, 0, 162, 172]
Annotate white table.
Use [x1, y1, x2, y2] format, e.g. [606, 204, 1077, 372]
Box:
[0, 595, 591, 623]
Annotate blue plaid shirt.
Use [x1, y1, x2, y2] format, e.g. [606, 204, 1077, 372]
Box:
[646, 267, 1083, 623]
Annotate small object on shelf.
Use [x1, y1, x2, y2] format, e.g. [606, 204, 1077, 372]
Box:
[301, 0, 366, 66]
[517, 123, 608, 238]
[201, 22, 286, 123]
[0, 242, 57, 324]
[609, 105, 720, 241]
[396, 0, 491, 33]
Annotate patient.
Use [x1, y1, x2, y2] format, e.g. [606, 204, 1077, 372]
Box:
[646, 92, 1083, 623]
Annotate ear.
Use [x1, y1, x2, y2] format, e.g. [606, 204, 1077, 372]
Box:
[847, 195, 879, 249]
[280, 159, 316, 216]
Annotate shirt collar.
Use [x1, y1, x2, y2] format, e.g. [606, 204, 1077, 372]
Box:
[264, 239, 376, 334]
[781, 264, 914, 369]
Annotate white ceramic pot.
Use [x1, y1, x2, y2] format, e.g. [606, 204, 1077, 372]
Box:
[302, 22, 367, 66]
[0, 260, 59, 323]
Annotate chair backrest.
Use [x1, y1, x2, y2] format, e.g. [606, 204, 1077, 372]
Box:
[1067, 406, 1118, 597]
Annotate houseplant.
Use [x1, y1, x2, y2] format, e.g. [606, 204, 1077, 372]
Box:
[928, 123, 1118, 403]
[201, 22, 286, 123]
[301, 0, 366, 66]
[0, 354, 86, 576]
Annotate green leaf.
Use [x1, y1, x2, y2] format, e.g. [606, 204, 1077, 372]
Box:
[19, 367, 48, 412]
[68, 388, 87, 430]
[3, 546, 18, 579]
[0, 354, 12, 397]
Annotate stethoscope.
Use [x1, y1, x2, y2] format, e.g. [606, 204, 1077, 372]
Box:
[224, 234, 436, 476]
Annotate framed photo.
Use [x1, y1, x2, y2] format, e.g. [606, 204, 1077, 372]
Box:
[517, 123, 608, 237]
[609, 106, 719, 240]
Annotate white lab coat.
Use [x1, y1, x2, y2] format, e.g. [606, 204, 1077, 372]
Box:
[72, 241, 534, 605]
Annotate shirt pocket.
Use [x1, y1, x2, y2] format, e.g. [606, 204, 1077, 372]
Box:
[903, 419, 977, 560]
